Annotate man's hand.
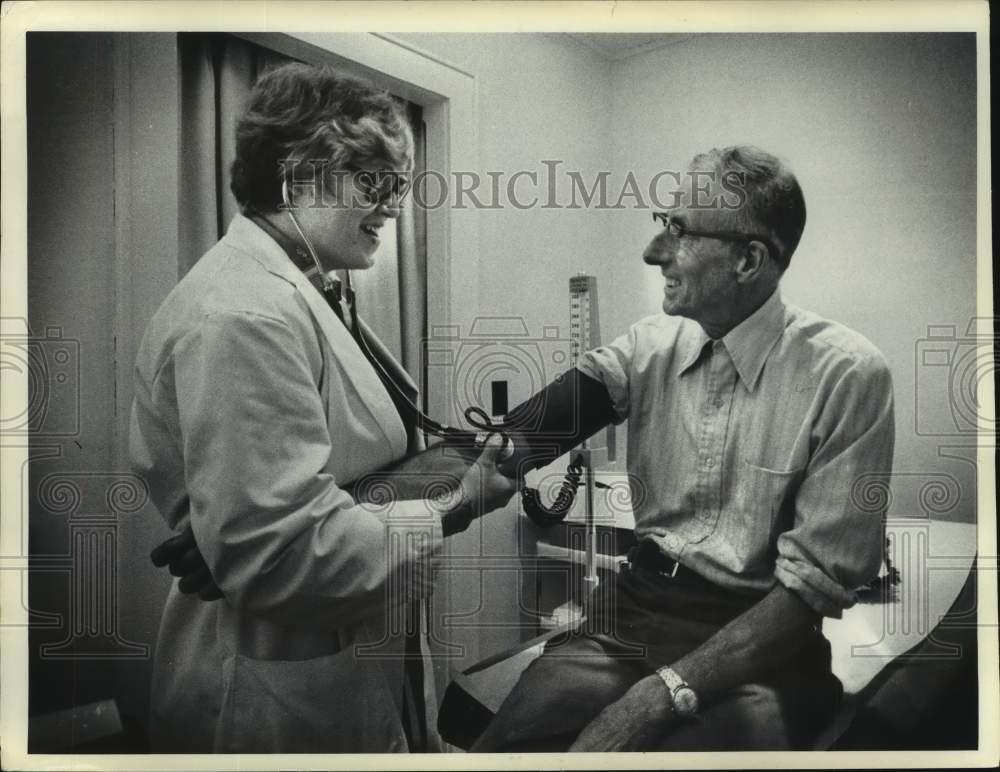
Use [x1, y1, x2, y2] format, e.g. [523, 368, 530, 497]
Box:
[568, 674, 675, 752]
[150, 525, 223, 601]
[570, 584, 822, 751]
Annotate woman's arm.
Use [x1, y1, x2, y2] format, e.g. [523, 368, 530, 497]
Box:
[163, 308, 505, 627]
[151, 368, 614, 596]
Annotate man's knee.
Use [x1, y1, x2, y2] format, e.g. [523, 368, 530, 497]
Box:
[472, 642, 638, 752]
[471, 655, 584, 751]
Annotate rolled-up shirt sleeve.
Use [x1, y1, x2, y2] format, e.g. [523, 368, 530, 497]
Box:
[775, 353, 895, 617]
[170, 310, 442, 629]
[575, 326, 637, 423]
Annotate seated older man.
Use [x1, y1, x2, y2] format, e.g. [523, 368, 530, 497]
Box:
[471, 145, 895, 752]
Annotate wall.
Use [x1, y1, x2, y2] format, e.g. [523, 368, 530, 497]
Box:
[110, 31, 184, 737]
[398, 34, 617, 344]
[25, 32, 179, 747]
[396, 33, 617, 668]
[25, 31, 138, 738]
[606, 33, 979, 524]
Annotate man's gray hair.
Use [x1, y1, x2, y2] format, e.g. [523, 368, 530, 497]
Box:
[692, 145, 806, 271]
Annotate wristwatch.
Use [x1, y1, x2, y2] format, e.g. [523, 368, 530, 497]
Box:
[655, 666, 700, 718]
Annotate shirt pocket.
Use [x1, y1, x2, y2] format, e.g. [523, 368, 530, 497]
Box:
[214, 646, 407, 753]
[721, 459, 805, 569]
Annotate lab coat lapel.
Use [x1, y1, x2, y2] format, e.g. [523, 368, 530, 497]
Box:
[300, 280, 408, 454]
[356, 317, 419, 403]
[356, 316, 424, 453]
[224, 215, 408, 458]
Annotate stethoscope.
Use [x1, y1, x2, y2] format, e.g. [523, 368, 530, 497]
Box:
[278, 181, 507, 439]
[276, 179, 580, 526]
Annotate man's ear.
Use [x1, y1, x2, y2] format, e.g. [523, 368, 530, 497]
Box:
[736, 240, 770, 283]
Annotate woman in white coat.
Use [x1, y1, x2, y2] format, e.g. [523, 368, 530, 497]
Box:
[130, 63, 515, 753]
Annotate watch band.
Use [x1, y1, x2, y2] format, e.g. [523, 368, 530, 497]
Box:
[655, 665, 700, 717]
[656, 665, 685, 692]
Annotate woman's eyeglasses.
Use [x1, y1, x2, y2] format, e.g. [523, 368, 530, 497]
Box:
[344, 166, 412, 207]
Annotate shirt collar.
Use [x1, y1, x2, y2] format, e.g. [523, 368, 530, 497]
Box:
[720, 288, 787, 392]
[677, 323, 712, 375]
[677, 288, 787, 392]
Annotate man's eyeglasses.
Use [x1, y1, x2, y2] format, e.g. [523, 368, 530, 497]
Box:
[651, 212, 776, 256]
[344, 166, 412, 207]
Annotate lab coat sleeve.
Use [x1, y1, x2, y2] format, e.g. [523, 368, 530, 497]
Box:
[775, 352, 895, 617]
[172, 309, 443, 629]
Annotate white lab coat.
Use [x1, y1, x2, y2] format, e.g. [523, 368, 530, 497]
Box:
[130, 214, 443, 753]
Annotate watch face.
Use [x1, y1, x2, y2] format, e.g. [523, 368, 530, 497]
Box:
[673, 687, 699, 716]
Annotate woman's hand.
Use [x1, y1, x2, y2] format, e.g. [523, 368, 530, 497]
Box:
[150, 435, 518, 595]
[440, 433, 519, 536]
[150, 526, 224, 601]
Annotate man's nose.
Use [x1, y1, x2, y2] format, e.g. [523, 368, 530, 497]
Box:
[643, 233, 672, 266]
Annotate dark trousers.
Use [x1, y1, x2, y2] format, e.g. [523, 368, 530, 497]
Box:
[472, 551, 842, 752]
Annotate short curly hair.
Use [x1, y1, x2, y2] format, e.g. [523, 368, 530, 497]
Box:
[230, 62, 414, 212]
[690, 145, 806, 272]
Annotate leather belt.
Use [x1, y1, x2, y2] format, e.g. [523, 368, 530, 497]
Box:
[626, 539, 684, 578]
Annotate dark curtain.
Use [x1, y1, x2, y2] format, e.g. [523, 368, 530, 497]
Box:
[177, 34, 285, 272]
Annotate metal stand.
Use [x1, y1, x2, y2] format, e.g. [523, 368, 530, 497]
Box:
[579, 444, 599, 597]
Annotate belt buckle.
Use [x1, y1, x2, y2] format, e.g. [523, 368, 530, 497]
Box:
[660, 558, 680, 579]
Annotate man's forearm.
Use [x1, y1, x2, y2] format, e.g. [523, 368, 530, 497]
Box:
[567, 584, 822, 752]
[669, 583, 821, 706]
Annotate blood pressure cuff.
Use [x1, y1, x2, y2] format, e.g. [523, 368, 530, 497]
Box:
[496, 368, 616, 478]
